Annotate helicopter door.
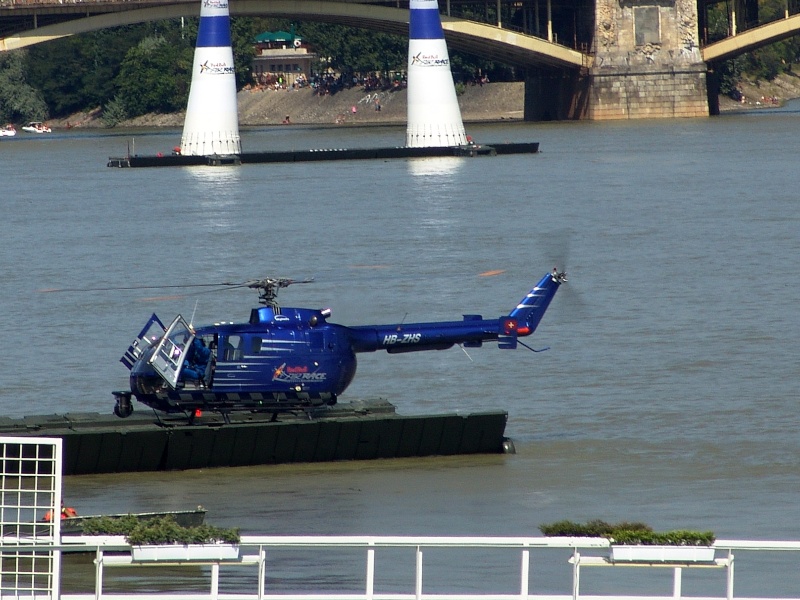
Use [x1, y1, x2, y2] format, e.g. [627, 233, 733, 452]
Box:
[120, 313, 165, 369]
[148, 315, 195, 389]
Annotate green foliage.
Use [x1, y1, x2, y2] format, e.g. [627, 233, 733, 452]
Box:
[81, 515, 240, 545]
[102, 95, 128, 127]
[760, 0, 790, 23]
[25, 27, 143, 117]
[705, 4, 731, 43]
[706, 0, 800, 92]
[22, 21, 195, 119]
[116, 34, 193, 116]
[230, 17, 259, 88]
[0, 50, 49, 123]
[81, 514, 142, 535]
[539, 520, 714, 546]
[716, 56, 746, 96]
[743, 42, 788, 81]
[449, 51, 519, 84]
[294, 22, 406, 74]
[611, 529, 716, 546]
[539, 519, 651, 537]
[14, 15, 526, 119]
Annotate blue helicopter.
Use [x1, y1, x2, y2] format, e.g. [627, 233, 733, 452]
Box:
[112, 269, 567, 422]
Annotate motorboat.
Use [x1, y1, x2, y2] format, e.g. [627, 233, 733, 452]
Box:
[21, 121, 52, 133]
[60, 507, 207, 535]
[0, 124, 16, 137]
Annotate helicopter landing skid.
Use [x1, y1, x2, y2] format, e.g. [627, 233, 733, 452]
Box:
[113, 390, 332, 426]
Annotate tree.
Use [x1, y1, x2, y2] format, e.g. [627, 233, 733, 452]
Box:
[14, 14, 528, 122]
[115, 34, 193, 116]
[295, 22, 406, 76]
[25, 27, 143, 117]
[230, 16, 263, 88]
[0, 50, 48, 123]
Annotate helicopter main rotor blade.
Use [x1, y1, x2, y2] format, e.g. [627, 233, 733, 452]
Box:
[38, 282, 241, 293]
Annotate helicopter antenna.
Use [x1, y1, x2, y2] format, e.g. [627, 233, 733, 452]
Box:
[458, 344, 474, 362]
[243, 277, 315, 310]
[190, 299, 199, 329]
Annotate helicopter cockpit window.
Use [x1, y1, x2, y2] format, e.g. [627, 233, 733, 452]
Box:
[223, 335, 243, 361]
[250, 337, 262, 355]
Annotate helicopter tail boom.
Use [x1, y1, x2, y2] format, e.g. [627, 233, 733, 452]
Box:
[508, 269, 566, 336]
[347, 270, 565, 353]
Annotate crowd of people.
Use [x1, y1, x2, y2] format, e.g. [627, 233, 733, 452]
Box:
[246, 70, 408, 96]
[248, 68, 497, 95]
[249, 72, 309, 91]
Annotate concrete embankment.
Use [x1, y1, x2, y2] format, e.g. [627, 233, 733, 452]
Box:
[50, 72, 800, 129]
[52, 82, 525, 129]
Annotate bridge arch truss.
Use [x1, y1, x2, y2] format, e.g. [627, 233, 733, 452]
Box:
[0, 0, 586, 69]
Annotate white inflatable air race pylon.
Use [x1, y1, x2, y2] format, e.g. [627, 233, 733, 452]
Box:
[406, 0, 467, 148]
[180, 0, 241, 156]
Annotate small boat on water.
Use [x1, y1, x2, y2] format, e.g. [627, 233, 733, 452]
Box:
[61, 507, 206, 535]
[2, 507, 206, 538]
[21, 121, 51, 134]
[0, 124, 16, 137]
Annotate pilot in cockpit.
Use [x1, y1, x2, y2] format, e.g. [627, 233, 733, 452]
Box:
[182, 338, 211, 381]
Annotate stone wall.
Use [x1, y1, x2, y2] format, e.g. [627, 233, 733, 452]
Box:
[585, 0, 710, 119]
[587, 64, 709, 119]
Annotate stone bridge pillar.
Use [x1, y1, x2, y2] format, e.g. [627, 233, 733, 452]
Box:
[587, 0, 709, 118]
[525, 0, 710, 120]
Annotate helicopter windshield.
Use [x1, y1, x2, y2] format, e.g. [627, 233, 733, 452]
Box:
[147, 315, 195, 389]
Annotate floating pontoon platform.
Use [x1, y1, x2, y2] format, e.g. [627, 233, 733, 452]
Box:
[0, 400, 509, 475]
[107, 142, 539, 168]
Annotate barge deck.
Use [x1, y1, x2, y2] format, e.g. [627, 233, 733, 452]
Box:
[0, 399, 509, 475]
[107, 142, 539, 168]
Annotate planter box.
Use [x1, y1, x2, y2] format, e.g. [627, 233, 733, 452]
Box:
[132, 543, 240, 562]
[611, 545, 715, 563]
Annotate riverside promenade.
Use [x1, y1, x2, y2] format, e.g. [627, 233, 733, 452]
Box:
[5, 534, 800, 600]
[3, 437, 800, 599]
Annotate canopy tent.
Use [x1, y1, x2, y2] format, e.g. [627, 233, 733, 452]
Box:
[255, 31, 300, 43]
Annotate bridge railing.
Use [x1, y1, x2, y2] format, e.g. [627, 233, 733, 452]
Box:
[3, 535, 797, 600]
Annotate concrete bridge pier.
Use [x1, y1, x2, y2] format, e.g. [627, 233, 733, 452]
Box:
[525, 0, 710, 119]
[523, 70, 590, 120]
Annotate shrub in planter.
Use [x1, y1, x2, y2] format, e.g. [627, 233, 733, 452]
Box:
[610, 529, 715, 546]
[80, 514, 240, 545]
[539, 520, 652, 538]
[80, 514, 141, 536]
[539, 520, 714, 546]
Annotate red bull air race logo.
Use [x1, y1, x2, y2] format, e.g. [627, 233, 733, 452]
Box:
[411, 52, 449, 67]
[272, 363, 327, 383]
[199, 60, 235, 75]
[202, 0, 228, 8]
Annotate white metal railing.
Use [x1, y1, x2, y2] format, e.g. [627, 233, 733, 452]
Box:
[10, 535, 795, 600]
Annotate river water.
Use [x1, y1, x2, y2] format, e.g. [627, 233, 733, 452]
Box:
[2, 106, 800, 596]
